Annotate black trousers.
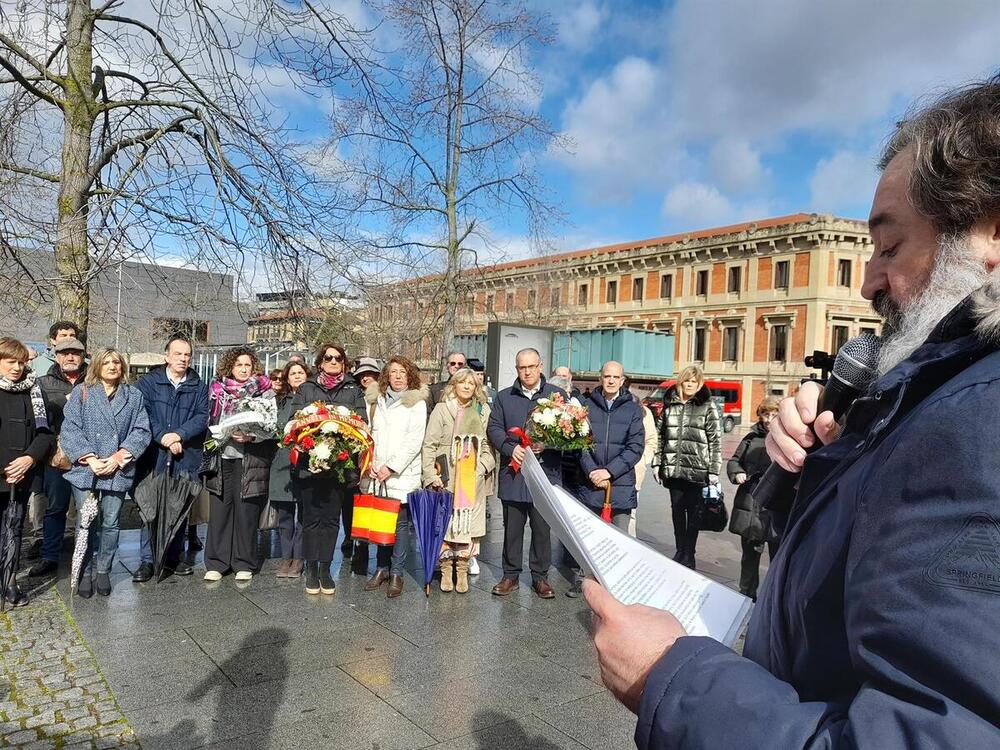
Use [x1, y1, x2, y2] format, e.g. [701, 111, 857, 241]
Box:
[667, 479, 704, 558]
[294, 475, 345, 562]
[739, 538, 779, 600]
[341, 487, 356, 548]
[206, 459, 261, 574]
[501, 501, 551, 582]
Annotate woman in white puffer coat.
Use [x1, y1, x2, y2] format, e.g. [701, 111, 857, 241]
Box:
[362, 356, 428, 598]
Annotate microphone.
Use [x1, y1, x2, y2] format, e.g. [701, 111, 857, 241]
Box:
[755, 331, 882, 514]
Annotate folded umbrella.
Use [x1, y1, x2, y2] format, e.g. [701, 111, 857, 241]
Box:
[133, 458, 201, 581]
[407, 488, 454, 596]
[70, 487, 100, 595]
[1, 486, 22, 611]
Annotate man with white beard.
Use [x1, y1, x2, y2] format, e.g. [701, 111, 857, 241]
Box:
[582, 78, 1000, 748]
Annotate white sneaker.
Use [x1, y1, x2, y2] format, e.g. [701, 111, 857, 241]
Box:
[234, 571, 253, 582]
[469, 557, 480, 576]
[204, 570, 223, 582]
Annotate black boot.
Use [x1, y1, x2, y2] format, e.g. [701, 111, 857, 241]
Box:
[683, 531, 699, 569]
[350, 542, 370, 575]
[672, 534, 685, 562]
[304, 561, 320, 594]
[77, 573, 94, 599]
[318, 561, 335, 595]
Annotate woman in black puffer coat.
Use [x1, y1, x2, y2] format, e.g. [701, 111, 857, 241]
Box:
[726, 396, 781, 601]
[656, 365, 721, 570]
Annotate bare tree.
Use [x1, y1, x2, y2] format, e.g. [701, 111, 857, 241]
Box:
[0, 0, 371, 332]
[332, 0, 564, 369]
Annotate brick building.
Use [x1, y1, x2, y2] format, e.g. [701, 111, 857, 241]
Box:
[373, 213, 878, 408]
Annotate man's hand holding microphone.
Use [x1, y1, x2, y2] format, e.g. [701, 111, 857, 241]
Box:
[764, 380, 843, 471]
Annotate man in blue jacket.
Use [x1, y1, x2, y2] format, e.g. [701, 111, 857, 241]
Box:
[134, 335, 210, 581]
[487, 347, 567, 598]
[568, 360, 644, 597]
[584, 77, 1000, 748]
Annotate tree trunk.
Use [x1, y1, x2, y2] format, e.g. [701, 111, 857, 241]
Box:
[54, 0, 96, 333]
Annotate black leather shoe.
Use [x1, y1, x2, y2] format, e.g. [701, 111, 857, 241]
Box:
[95, 572, 112, 597]
[4, 585, 29, 607]
[173, 561, 194, 576]
[318, 562, 336, 595]
[77, 575, 94, 599]
[28, 559, 58, 577]
[304, 561, 321, 595]
[132, 563, 154, 583]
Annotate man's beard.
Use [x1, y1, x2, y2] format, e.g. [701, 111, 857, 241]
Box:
[874, 234, 990, 376]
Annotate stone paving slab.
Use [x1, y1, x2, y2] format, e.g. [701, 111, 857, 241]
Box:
[3, 431, 760, 749]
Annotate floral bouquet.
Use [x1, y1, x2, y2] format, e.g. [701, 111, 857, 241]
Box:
[282, 402, 375, 482]
[206, 395, 277, 450]
[509, 393, 592, 470]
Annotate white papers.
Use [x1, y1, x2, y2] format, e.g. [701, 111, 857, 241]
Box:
[521, 451, 752, 647]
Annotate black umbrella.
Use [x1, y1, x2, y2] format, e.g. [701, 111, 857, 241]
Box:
[133, 458, 201, 582]
[1, 486, 23, 611]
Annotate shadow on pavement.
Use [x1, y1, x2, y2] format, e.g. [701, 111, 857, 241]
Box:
[187, 627, 290, 747]
[472, 710, 563, 750]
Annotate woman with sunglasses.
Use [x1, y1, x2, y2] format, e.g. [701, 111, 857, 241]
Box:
[290, 343, 367, 594]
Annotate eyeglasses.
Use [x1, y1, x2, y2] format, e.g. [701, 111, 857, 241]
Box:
[515, 363, 540, 371]
[323, 353, 344, 363]
[448, 360, 465, 367]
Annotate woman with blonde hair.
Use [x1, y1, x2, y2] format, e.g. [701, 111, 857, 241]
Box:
[656, 364, 721, 570]
[421, 367, 495, 593]
[61, 348, 151, 597]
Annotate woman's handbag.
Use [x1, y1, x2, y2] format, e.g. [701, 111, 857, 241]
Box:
[258, 498, 280, 531]
[351, 482, 401, 545]
[198, 446, 221, 479]
[700, 483, 729, 532]
[48, 438, 72, 471]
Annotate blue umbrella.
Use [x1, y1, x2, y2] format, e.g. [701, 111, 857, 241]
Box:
[407, 488, 454, 596]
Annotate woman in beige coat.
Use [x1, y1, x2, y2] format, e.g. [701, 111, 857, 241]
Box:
[421, 368, 495, 593]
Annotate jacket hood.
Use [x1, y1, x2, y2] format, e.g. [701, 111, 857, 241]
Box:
[666, 384, 712, 406]
[365, 380, 430, 408]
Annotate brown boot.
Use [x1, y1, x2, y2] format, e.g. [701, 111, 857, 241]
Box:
[365, 569, 389, 591]
[287, 560, 304, 578]
[387, 574, 404, 598]
[439, 559, 454, 593]
[276, 559, 291, 578]
[454, 557, 469, 594]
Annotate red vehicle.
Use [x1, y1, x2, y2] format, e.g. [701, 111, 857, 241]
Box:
[643, 379, 743, 433]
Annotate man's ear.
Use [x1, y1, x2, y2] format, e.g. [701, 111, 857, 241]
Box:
[980, 216, 1000, 271]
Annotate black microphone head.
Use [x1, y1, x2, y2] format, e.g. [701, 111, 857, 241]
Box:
[832, 331, 882, 391]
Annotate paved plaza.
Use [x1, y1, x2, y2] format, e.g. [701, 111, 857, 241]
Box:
[2, 435, 758, 750]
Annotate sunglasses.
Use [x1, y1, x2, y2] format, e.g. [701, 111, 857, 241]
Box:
[323, 353, 344, 363]
[448, 361, 465, 367]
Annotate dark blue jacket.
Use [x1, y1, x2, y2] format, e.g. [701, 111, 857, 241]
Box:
[135, 366, 210, 482]
[577, 390, 644, 511]
[486, 376, 568, 503]
[636, 295, 1000, 748]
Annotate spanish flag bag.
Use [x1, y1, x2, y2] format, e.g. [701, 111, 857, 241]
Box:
[351, 482, 401, 545]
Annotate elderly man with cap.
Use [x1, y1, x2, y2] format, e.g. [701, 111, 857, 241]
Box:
[27, 336, 86, 578]
[429, 351, 466, 405]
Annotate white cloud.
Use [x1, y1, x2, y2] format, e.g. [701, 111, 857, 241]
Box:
[558, 2, 606, 51]
[661, 182, 770, 229]
[808, 150, 879, 216]
[708, 138, 769, 195]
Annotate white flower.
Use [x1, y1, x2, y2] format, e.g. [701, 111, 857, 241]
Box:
[577, 421, 590, 436]
[568, 397, 582, 408]
[538, 410, 557, 427]
[283, 421, 294, 435]
[537, 398, 551, 407]
[302, 404, 319, 415]
[532, 411, 545, 424]
[311, 442, 332, 460]
[320, 421, 340, 434]
[334, 405, 351, 416]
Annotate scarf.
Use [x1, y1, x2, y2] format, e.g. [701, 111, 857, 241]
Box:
[210, 375, 272, 419]
[317, 371, 345, 391]
[384, 386, 404, 407]
[0, 370, 49, 431]
[449, 399, 486, 538]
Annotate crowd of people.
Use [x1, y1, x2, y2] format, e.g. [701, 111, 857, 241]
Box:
[0, 321, 779, 607]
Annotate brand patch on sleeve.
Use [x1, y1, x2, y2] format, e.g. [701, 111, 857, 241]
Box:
[926, 513, 1000, 595]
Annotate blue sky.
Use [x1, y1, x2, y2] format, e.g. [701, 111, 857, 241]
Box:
[490, 0, 1000, 259]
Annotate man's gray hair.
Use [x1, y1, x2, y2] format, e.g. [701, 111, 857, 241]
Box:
[880, 75, 1000, 236]
[515, 347, 541, 360]
[445, 351, 466, 360]
[548, 375, 571, 392]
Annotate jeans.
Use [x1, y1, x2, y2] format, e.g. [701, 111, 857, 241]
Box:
[70, 485, 125, 575]
[139, 525, 185, 566]
[275, 502, 302, 559]
[376, 504, 411, 577]
[40, 467, 73, 562]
